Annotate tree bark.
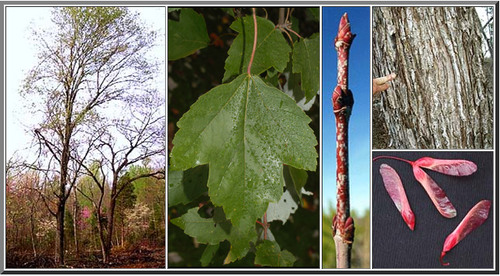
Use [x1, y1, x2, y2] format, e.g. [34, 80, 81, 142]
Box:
[372, 7, 493, 149]
[97, 211, 108, 263]
[105, 195, 117, 262]
[56, 203, 65, 265]
[72, 189, 79, 257]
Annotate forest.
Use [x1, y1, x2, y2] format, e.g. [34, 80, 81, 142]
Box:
[6, 7, 166, 268]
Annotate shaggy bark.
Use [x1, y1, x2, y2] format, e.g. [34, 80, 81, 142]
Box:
[373, 7, 493, 149]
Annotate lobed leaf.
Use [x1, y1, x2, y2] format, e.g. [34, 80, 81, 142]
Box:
[254, 240, 296, 267]
[292, 33, 320, 102]
[379, 164, 415, 230]
[414, 157, 477, 176]
[168, 8, 210, 61]
[223, 16, 291, 82]
[412, 165, 456, 218]
[440, 200, 491, 266]
[170, 73, 317, 256]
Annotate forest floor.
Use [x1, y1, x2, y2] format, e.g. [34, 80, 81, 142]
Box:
[6, 246, 165, 269]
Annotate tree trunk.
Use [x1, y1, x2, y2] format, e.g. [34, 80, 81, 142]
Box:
[105, 196, 117, 261]
[72, 189, 79, 257]
[56, 204, 65, 265]
[29, 208, 37, 258]
[372, 7, 493, 149]
[97, 211, 108, 263]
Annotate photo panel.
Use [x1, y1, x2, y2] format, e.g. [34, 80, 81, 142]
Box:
[0, 1, 497, 274]
[167, 7, 321, 268]
[322, 6, 371, 269]
[372, 151, 493, 268]
[4, 6, 166, 268]
[372, 6, 494, 150]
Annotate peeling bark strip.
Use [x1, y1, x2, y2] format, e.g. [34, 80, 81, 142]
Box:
[372, 7, 492, 149]
[332, 13, 355, 268]
[440, 200, 491, 266]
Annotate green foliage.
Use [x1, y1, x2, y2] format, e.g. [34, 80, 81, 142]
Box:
[223, 16, 291, 82]
[169, 8, 319, 268]
[285, 165, 309, 200]
[308, 8, 319, 21]
[292, 33, 320, 102]
[254, 240, 296, 267]
[171, 207, 232, 245]
[201, 244, 220, 266]
[168, 165, 208, 206]
[168, 8, 210, 60]
[171, 74, 317, 230]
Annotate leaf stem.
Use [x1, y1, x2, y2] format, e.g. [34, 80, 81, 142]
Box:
[372, 155, 413, 164]
[247, 8, 258, 75]
[286, 27, 303, 39]
[263, 212, 268, 240]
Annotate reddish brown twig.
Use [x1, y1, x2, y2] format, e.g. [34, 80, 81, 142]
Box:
[331, 13, 355, 268]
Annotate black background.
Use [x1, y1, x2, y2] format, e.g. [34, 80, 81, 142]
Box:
[372, 151, 494, 269]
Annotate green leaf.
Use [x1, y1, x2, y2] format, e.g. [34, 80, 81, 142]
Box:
[201, 244, 220, 267]
[287, 166, 308, 197]
[292, 33, 320, 102]
[168, 8, 181, 13]
[308, 8, 320, 21]
[223, 16, 291, 82]
[220, 8, 234, 17]
[281, 67, 315, 111]
[170, 207, 231, 245]
[168, 8, 210, 61]
[168, 165, 208, 207]
[224, 214, 257, 264]
[254, 240, 296, 267]
[170, 74, 317, 229]
[171, 207, 257, 264]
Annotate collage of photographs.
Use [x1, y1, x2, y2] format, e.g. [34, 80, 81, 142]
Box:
[1, 1, 498, 273]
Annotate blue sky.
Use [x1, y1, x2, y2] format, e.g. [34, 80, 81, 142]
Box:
[322, 7, 370, 215]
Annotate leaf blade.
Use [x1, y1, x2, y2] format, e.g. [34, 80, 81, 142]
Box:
[223, 16, 291, 82]
[170, 73, 317, 241]
[168, 165, 208, 207]
[201, 244, 220, 267]
[170, 207, 230, 245]
[168, 8, 210, 61]
[254, 240, 296, 267]
[292, 33, 320, 102]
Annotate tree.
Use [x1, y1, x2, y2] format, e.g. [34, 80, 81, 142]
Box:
[78, 107, 164, 263]
[372, 7, 493, 149]
[21, 7, 158, 265]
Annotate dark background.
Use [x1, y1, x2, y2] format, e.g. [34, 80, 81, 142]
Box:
[372, 151, 493, 268]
